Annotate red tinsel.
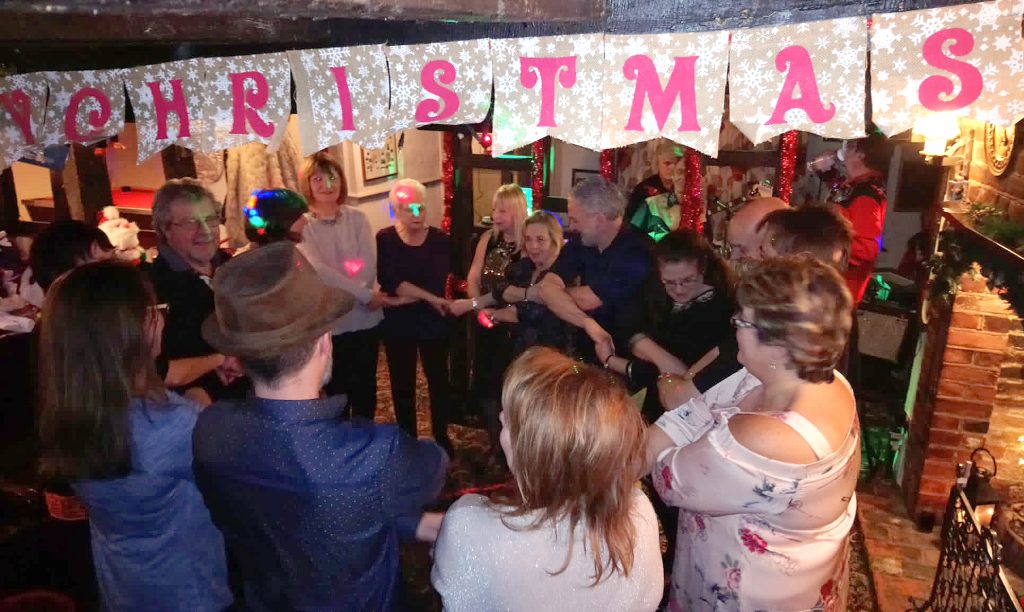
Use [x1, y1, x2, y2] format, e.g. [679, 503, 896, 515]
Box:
[681, 147, 704, 233]
[599, 149, 615, 181]
[776, 130, 798, 204]
[531, 140, 545, 199]
[442, 131, 455, 235]
[442, 131, 456, 298]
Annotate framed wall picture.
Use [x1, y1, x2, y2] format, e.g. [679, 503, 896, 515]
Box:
[571, 168, 600, 185]
[361, 135, 399, 182]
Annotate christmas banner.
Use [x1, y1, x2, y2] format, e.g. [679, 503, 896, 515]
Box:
[124, 59, 207, 163]
[729, 17, 868, 144]
[40, 69, 126, 147]
[200, 52, 291, 153]
[289, 45, 391, 155]
[385, 40, 492, 134]
[491, 34, 605, 155]
[600, 32, 730, 156]
[0, 72, 49, 168]
[870, 0, 1024, 134]
[3, 0, 1024, 167]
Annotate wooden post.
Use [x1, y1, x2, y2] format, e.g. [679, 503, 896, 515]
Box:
[62, 143, 113, 223]
[50, 167, 70, 222]
[161, 145, 197, 179]
[0, 169, 19, 233]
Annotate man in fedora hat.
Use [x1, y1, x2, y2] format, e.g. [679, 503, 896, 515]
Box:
[192, 242, 447, 611]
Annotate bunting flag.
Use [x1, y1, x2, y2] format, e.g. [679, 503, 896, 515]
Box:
[600, 32, 729, 156]
[3, 1, 1022, 166]
[491, 34, 605, 155]
[0, 72, 49, 167]
[871, 0, 1024, 134]
[289, 45, 391, 155]
[124, 59, 207, 163]
[729, 17, 867, 144]
[200, 52, 291, 153]
[385, 40, 492, 134]
[40, 69, 126, 147]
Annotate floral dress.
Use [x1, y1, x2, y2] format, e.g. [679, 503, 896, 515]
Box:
[653, 368, 860, 612]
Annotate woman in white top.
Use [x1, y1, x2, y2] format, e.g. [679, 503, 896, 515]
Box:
[432, 347, 663, 611]
[297, 152, 384, 420]
[647, 254, 860, 611]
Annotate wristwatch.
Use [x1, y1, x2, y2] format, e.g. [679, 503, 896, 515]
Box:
[471, 297, 480, 310]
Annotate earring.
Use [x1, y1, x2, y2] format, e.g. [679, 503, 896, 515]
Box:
[769, 361, 777, 370]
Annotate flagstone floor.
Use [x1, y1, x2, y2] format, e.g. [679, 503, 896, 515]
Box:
[856, 477, 1024, 612]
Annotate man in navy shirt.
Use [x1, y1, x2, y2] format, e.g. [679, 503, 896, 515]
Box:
[503, 177, 653, 362]
[193, 242, 447, 611]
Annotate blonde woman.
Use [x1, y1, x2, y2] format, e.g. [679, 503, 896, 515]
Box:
[297, 152, 384, 421]
[432, 347, 663, 611]
[648, 255, 859, 611]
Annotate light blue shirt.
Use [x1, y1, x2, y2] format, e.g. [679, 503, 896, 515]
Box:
[72, 393, 232, 612]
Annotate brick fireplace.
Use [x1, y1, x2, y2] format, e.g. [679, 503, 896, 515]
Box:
[901, 269, 1024, 527]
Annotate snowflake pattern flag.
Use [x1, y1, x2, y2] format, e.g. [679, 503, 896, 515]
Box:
[0, 72, 49, 167]
[200, 53, 291, 153]
[871, 0, 1024, 134]
[124, 59, 207, 163]
[386, 40, 492, 133]
[729, 17, 867, 145]
[289, 45, 391, 155]
[601, 32, 729, 155]
[491, 35, 605, 155]
[39, 69, 126, 147]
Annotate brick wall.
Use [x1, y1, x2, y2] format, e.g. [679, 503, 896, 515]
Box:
[902, 271, 1019, 522]
[965, 119, 1024, 225]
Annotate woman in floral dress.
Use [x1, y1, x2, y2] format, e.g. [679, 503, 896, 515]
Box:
[647, 254, 860, 611]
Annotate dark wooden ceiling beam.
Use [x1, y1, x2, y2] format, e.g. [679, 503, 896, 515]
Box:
[0, 0, 604, 22]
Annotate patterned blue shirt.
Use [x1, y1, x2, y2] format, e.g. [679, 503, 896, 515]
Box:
[72, 394, 232, 612]
[192, 395, 447, 611]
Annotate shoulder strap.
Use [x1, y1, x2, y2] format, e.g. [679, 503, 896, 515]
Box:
[778, 412, 833, 460]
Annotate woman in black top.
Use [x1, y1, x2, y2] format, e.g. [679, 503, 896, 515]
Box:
[602, 229, 735, 423]
[376, 179, 453, 455]
[485, 211, 574, 357]
[449, 185, 526, 449]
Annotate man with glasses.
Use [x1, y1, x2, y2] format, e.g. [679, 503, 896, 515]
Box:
[146, 178, 243, 404]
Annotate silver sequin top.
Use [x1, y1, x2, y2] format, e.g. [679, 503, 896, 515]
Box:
[431, 489, 663, 611]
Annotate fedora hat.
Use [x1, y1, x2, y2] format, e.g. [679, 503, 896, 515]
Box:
[202, 242, 354, 358]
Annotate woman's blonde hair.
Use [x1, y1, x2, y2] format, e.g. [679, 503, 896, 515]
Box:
[492, 184, 529, 252]
[497, 347, 647, 585]
[737, 254, 853, 383]
[299, 152, 348, 207]
[522, 210, 564, 260]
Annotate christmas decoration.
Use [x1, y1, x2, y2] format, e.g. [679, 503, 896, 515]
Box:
[531, 140, 545, 198]
[442, 131, 455, 235]
[776, 130, 798, 203]
[680, 147, 704, 232]
[599, 148, 615, 181]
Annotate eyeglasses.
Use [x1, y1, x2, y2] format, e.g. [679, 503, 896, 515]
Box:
[730, 315, 759, 330]
[661, 277, 702, 289]
[170, 215, 220, 232]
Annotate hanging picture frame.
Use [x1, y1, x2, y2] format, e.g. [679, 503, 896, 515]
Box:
[361, 134, 399, 182]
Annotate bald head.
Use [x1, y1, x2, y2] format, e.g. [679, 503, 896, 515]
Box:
[727, 197, 788, 264]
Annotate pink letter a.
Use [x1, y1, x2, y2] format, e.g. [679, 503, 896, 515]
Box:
[765, 46, 836, 125]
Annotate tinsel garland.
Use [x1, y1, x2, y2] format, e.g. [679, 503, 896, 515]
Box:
[442, 131, 455, 235]
[682, 147, 704, 232]
[599, 149, 615, 181]
[443, 131, 456, 298]
[531, 140, 545, 198]
[776, 130, 798, 203]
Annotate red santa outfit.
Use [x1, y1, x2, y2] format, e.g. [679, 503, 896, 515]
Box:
[835, 171, 886, 305]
